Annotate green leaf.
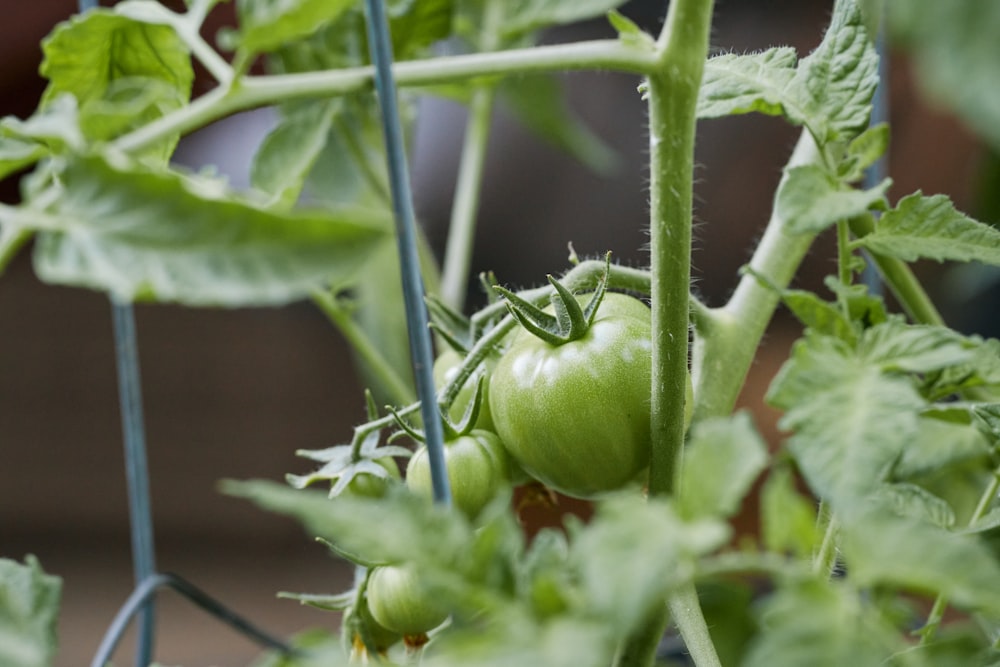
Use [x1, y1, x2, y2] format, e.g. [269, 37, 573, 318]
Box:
[792, 0, 880, 143]
[29, 154, 387, 306]
[387, 0, 454, 61]
[855, 193, 1000, 266]
[760, 466, 820, 558]
[699, 0, 878, 144]
[842, 509, 1000, 616]
[250, 99, 340, 207]
[767, 331, 925, 509]
[39, 9, 192, 158]
[607, 10, 654, 49]
[839, 122, 890, 181]
[872, 483, 956, 529]
[777, 164, 890, 234]
[571, 496, 729, 636]
[887, 0, 1000, 151]
[222, 480, 473, 567]
[677, 411, 769, 520]
[498, 0, 628, 41]
[744, 579, 906, 667]
[0, 556, 62, 667]
[233, 0, 356, 57]
[781, 289, 856, 342]
[499, 75, 618, 174]
[698, 47, 799, 120]
[858, 318, 974, 373]
[891, 415, 990, 480]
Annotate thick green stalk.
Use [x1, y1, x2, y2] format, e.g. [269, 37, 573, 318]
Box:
[691, 131, 821, 421]
[621, 2, 716, 667]
[646, 0, 713, 498]
[440, 85, 496, 309]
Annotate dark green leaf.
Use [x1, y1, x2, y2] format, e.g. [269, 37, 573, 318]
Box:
[30, 154, 387, 306]
[499, 75, 618, 174]
[0, 556, 62, 667]
[222, 480, 473, 567]
[744, 579, 907, 667]
[760, 466, 820, 558]
[777, 164, 889, 234]
[888, 0, 1000, 151]
[234, 0, 356, 56]
[677, 411, 769, 520]
[842, 509, 1000, 616]
[387, 0, 454, 61]
[856, 193, 1000, 266]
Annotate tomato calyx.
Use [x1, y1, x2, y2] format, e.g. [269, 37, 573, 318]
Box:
[494, 252, 612, 346]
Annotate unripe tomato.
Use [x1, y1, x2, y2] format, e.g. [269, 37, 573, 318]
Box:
[366, 565, 448, 637]
[488, 292, 658, 498]
[406, 430, 512, 519]
[344, 457, 401, 498]
[434, 349, 495, 431]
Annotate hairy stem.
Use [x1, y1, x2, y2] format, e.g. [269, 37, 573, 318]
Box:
[692, 131, 821, 421]
[440, 85, 496, 309]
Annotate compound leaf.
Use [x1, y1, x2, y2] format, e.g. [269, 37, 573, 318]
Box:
[29, 154, 387, 306]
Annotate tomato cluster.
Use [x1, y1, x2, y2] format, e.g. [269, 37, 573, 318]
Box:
[340, 287, 692, 654]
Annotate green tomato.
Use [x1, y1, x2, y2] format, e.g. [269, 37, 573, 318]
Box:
[434, 349, 495, 431]
[488, 292, 660, 498]
[406, 430, 511, 519]
[344, 457, 401, 498]
[366, 565, 449, 637]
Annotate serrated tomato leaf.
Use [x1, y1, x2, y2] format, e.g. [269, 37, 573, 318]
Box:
[233, 0, 356, 57]
[498, 0, 627, 42]
[30, 154, 387, 306]
[777, 164, 889, 234]
[0, 556, 62, 667]
[842, 509, 1000, 616]
[855, 193, 1000, 266]
[677, 411, 768, 520]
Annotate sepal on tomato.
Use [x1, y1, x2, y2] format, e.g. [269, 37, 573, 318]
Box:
[494, 252, 611, 346]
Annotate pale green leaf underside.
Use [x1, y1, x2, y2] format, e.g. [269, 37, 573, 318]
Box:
[856, 193, 1000, 266]
[0, 556, 62, 667]
[32, 155, 388, 306]
[698, 47, 799, 120]
[40, 10, 192, 109]
[843, 510, 1000, 616]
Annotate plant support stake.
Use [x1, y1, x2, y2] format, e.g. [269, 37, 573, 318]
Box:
[362, 0, 451, 506]
[78, 0, 158, 661]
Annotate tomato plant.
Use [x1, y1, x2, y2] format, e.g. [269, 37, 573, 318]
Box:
[4, 0, 1000, 666]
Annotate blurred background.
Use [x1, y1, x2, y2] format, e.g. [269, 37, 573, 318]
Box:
[0, 0, 994, 665]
